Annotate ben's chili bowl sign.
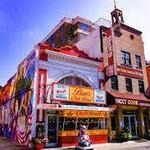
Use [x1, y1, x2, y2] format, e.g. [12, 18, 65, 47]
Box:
[52, 83, 106, 104]
[69, 86, 94, 103]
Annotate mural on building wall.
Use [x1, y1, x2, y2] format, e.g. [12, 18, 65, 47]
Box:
[0, 50, 36, 145]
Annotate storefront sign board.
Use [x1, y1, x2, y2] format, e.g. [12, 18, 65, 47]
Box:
[37, 104, 112, 112]
[59, 129, 108, 136]
[52, 83, 106, 104]
[94, 89, 106, 104]
[53, 84, 69, 101]
[69, 86, 94, 103]
[116, 98, 150, 107]
[117, 65, 143, 79]
[61, 110, 109, 118]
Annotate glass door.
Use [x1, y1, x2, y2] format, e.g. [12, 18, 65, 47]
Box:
[47, 115, 58, 147]
[130, 116, 137, 138]
[123, 115, 138, 139]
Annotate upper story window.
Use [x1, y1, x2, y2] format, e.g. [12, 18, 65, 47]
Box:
[125, 78, 133, 92]
[59, 76, 90, 87]
[138, 80, 145, 93]
[121, 51, 131, 66]
[111, 76, 118, 90]
[79, 23, 90, 32]
[135, 55, 142, 69]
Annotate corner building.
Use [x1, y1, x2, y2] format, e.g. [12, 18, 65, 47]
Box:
[0, 44, 111, 148]
[103, 7, 150, 140]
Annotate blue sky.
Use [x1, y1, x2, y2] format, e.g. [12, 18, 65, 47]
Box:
[0, 0, 150, 86]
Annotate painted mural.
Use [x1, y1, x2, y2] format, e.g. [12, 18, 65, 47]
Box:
[0, 50, 36, 146]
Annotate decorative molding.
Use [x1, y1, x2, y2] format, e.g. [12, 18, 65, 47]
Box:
[53, 71, 95, 88]
[45, 50, 101, 67]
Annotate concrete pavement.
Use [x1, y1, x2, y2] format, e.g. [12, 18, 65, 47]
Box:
[0, 136, 150, 150]
[46, 140, 150, 150]
[0, 136, 27, 150]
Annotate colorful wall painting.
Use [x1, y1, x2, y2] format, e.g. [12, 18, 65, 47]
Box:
[0, 50, 36, 146]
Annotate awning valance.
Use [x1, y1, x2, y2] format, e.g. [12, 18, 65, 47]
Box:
[107, 91, 150, 107]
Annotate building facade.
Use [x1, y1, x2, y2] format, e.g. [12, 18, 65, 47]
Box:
[146, 61, 150, 98]
[42, 16, 99, 48]
[103, 7, 150, 140]
[0, 44, 111, 148]
[0, 4, 150, 149]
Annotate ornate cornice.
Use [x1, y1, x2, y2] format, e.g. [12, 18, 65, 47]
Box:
[45, 50, 101, 67]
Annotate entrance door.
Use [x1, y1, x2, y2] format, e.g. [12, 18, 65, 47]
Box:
[123, 115, 138, 138]
[47, 115, 58, 147]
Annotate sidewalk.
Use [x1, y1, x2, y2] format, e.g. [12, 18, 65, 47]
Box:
[45, 140, 150, 150]
[0, 136, 27, 150]
[0, 136, 150, 150]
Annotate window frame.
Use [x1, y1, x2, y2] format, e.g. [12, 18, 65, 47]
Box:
[121, 51, 131, 66]
[79, 23, 90, 32]
[63, 117, 76, 131]
[125, 78, 133, 92]
[111, 76, 118, 90]
[88, 118, 99, 130]
[138, 80, 145, 93]
[98, 118, 106, 129]
[135, 55, 142, 69]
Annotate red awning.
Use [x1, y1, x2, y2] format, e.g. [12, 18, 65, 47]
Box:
[107, 90, 150, 102]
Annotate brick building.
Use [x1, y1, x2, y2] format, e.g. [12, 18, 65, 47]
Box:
[103, 7, 150, 140]
[146, 61, 150, 98]
[0, 3, 150, 149]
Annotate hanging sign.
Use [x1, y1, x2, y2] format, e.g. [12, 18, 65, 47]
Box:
[105, 28, 115, 77]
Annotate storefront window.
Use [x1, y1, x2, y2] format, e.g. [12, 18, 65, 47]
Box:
[64, 117, 76, 131]
[58, 117, 64, 131]
[88, 118, 99, 130]
[98, 118, 106, 129]
[77, 118, 88, 130]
